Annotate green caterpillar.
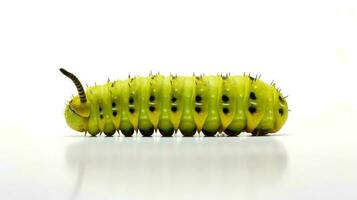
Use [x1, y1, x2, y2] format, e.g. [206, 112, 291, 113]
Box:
[60, 68, 288, 137]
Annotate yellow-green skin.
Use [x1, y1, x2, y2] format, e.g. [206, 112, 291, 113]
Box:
[64, 75, 288, 136]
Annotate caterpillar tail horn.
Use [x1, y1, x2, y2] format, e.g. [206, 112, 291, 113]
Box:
[60, 68, 87, 103]
[60, 68, 90, 119]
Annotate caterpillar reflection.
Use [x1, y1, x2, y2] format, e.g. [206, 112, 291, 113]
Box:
[60, 68, 288, 137]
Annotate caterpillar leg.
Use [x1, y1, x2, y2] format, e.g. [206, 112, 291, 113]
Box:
[251, 129, 269, 136]
[138, 118, 154, 137]
[158, 119, 175, 137]
[223, 119, 245, 136]
[103, 129, 116, 137]
[179, 120, 197, 137]
[103, 122, 116, 137]
[202, 118, 220, 137]
[223, 128, 241, 137]
[120, 121, 135, 137]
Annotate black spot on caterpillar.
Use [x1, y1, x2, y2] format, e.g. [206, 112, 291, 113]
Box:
[61, 68, 289, 137]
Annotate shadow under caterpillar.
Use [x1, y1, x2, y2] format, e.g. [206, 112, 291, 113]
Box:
[60, 68, 288, 137]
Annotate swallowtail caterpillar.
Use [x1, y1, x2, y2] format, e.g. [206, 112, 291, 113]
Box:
[60, 68, 288, 137]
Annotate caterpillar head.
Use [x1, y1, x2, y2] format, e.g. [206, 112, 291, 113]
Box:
[60, 68, 90, 132]
[248, 77, 289, 134]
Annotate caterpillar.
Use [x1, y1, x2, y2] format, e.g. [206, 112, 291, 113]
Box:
[60, 68, 288, 137]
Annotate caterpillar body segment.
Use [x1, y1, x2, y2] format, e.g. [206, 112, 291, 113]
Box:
[61, 69, 288, 137]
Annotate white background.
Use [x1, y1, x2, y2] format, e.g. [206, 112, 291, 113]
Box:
[0, 0, 356, 136]
[0, 0, 357, 199]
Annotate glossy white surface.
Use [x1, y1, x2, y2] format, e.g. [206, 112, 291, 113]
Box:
[1, 130, 356, 200]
